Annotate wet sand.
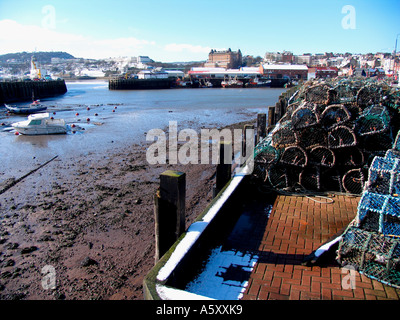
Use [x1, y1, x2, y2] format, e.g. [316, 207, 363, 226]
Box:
[0, 120, 254, 300]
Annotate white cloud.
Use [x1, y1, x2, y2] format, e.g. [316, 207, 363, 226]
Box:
[0, 19, 157, 59]
[0, 19, 210, 61]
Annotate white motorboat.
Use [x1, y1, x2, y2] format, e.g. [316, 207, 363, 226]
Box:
[12, 113, 67, 135]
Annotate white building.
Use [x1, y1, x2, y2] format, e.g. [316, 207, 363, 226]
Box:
[138, 56, 152, 64]
[137, 70, 168, 79]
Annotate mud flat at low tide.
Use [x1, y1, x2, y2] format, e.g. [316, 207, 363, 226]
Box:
[0, 120, 254, 300]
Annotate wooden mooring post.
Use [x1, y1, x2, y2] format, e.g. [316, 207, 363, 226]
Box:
[257, 113, 266, 144]
[267, 106, 276, 132]
[154, 170, 186, 263]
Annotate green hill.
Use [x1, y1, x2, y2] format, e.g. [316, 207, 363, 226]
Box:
[0, 51, 75, 64]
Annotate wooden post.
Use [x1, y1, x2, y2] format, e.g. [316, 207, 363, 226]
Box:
[214, 141, 232, 196]
[257, 113, 266, 144]
[267, 106, 276, 132]
[154, 170, 186, 263]
[242, 124, 254, 160]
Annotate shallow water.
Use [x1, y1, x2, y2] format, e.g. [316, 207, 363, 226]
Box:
[0, 81, 284, 180]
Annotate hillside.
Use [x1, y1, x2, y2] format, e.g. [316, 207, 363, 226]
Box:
[0, 51, 75, 64]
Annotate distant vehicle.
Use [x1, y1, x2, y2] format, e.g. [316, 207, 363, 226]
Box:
[5, 100, 47, 114]
[11, 113, 67, 135]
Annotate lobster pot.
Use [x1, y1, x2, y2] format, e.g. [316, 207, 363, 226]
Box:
[335, 147, 364, 168]
[296, 126, 327, 150]
[267, 165, 299, 191]
[342, 168, 365, 194]
[367, 156, 400, 195]
[323, 170, 344, 193]
[279, 102, 301, 123]
[328, 125, 357, 149]
[291, 106, 319, 130]
[357, 192, 400, 236]
[271, 121, 297, 149]
[299, 167, 322, 191]
[385, 149, 400, 160]
[320, 104, 352, 130]
[357, 192, 388, 232]
[356, 85, 383, 109]
[394, 130, 400, 151]
[334, 83, 358, 104]
[384, 88, 400, 111]
[279, 146, 307, 168]
[361, 131, 394, 155]
[253, 145, 280, 182]
[355, 105, 390, 136]
[337, 227, 400, 289]
[305, 83, 332, 104]
[308, 145, 335, 168]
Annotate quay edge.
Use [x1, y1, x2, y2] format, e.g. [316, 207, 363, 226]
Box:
[0, 79, 67, 104]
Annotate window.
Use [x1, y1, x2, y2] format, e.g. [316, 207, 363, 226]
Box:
[28, 120, 42, 125]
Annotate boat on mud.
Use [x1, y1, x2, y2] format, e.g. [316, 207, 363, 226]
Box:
[5, 100, 47, 114]
[12, 113, 67, 135]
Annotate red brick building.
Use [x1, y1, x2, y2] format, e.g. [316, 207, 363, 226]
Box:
[259, 64, 308, 80]
[308, 67, 338, 79]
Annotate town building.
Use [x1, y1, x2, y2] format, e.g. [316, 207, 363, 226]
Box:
[137, 70, 168, 79]
[137, 56, 152, 64]
[307, 66, 338, 79]
[204, 49, 242, 69]
[264, 51, 294, 64]
[259, 64, 308, 80]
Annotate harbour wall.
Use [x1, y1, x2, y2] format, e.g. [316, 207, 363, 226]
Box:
[109, 78, 175, 90]
[0, 80, 67, 104]
[109, 77, 290, 90]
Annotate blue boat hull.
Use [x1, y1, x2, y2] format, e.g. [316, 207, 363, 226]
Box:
[5, 104, 47, 114]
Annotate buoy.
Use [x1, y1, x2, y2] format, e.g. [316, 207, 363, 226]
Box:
[1, 123, 5, 126]
[112, 109, 115, 112]
[50, 117, 54, 120]
[86, 118, 90, 122]
[114, 106, 117, 109]
[94, 113, 98, 116]
[71, 124, 76, 128]
[14, 132, 19, 135]
[53, 112, 56, 115]
[87, 107, 90, 110]
[76, 113, 79, 116]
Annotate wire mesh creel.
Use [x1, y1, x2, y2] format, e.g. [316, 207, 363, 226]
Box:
[271, 121, 297, 149]
[279, 145, 308, 168]
[328, 125, 357, 149]
[367, 156, 400, 196]
[337, 227, 400, 289]
[305, 83, 333, 104]
[291, 104, 319, 130]
[355, 105, 390, 136]
[308, 145, 335, 168]
[356, 85, 383, 108]
[320, 104, 352, 130]
[342, 168, 365, 194]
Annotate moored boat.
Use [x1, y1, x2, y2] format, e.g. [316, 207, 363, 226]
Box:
[12, 113, 67, 135]
[221, 76, 243, 88]
[5, 100, 47, 114]
[245, 78, 271, 88]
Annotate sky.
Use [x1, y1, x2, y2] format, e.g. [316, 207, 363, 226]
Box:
[0, 0, 399, 62]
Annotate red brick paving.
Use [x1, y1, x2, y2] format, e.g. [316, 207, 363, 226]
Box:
[241, 194, 400, 300]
